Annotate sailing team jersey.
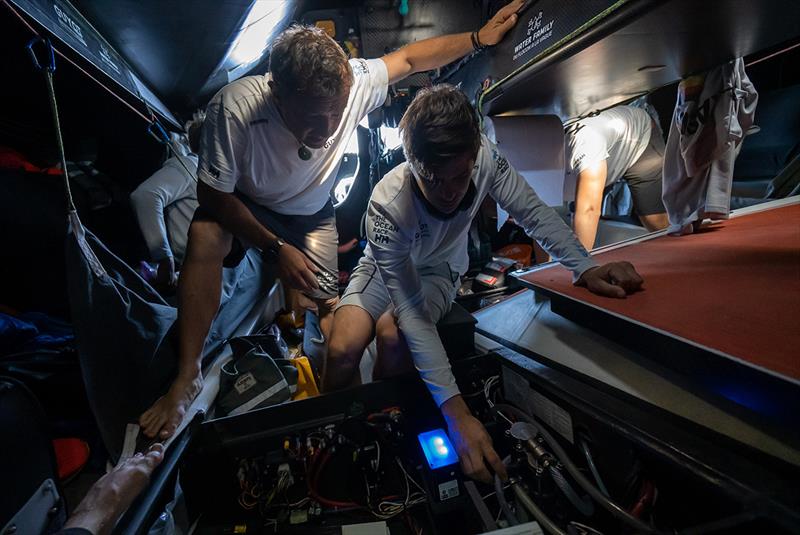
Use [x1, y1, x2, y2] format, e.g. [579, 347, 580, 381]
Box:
[365, 135, 597, 406]
[198, 58, 388, 215]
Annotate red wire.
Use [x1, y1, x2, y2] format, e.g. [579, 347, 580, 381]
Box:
[306, 447, 403, 509]
[629, 479, 655, 518]
[307, 449, 360, 508]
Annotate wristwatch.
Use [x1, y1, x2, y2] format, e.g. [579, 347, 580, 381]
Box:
[265, 237, 285, 262]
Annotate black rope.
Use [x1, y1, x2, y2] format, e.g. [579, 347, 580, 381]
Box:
[146, 115, 197, 182]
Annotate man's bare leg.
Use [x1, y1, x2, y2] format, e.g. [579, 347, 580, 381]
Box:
[139, 220, 232, 439]
[322, 305, 375, 391]
[639, 212, 669, 232]
[372, 309, 415, 380]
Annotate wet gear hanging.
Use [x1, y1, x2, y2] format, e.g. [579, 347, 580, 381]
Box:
[662, 58, 759, 234]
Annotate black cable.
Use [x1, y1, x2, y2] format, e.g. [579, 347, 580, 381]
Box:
[679, 511, 758, 535]
[579, 438, 610, 498]
[513, 484, 568, 535]
[493, 404, 667, 535]
[550, 465, 594, 516]
[494, 471, 519, 526]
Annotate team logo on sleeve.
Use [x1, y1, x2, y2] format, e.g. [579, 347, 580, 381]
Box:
[371, 214, 397, 245]
[492, 149, 509, 174]
[413, 222, 430, 242]
[352, 58, 369, 76]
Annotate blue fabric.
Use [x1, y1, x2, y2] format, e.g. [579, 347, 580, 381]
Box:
[22, 312, 75, 349]
[0, 312, 75, 355]
[0, 314, 39, 353]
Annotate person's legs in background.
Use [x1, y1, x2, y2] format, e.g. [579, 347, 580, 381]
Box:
[626, 123, 669, 232]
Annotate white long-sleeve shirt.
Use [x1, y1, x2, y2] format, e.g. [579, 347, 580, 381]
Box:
[131, 154, 199, 263]
[365, 136, 597, 406]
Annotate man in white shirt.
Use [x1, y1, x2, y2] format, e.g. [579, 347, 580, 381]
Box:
[131, 119, 202, 289]
[323, 85, 644, 482]
[566, 105, 669, 249]
[139, 3, 526, 440]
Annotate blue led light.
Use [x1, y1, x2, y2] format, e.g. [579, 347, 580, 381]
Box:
[418, 429, 458, 469]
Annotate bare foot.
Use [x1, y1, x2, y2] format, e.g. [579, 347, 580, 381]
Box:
[63, 443, 164, 535]
[139, 374, 203, 439]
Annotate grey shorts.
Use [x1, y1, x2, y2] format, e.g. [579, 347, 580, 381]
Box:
[622, 122, 667, 216]
[339, 256, 460, 323]
[193, 192, 339, 300]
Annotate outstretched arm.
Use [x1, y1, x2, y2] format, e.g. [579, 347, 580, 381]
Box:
[573, 161, 608, 251]
[487, 142, 597, 279]
[381, 0, 525, 84]
[131, 164, 192, 263]
[487, 141, 643, 297]
[366, 201, 506, 483]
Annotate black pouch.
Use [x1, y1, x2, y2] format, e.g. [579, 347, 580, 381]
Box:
[216, 324, 298, 416]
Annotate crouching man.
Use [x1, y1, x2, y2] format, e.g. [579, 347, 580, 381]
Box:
[323, 85, 643, 482]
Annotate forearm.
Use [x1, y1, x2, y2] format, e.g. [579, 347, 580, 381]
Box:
[62, 510, 106, 535]
[519, 198, 593, 273]
[492, 159, 595, 278]
[395, 302, 460, 406]
[376, 258, 460, 406]
[197, 182, 278, 250]
[572, 165, 607, 251]
[440, 394, 470, 422]
[131, 192, 172, 261]
[573, 206, 601, 251]
[390, 32, 472, 82]
[384, 0, 523, 84]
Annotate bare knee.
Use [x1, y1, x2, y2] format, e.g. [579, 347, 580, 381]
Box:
[186, 220, 232, 263]
[639, 212, 669, 232]
[327, 331, 364, 372]
[373, 312, 413, 379]
[375, 312, 402, 353]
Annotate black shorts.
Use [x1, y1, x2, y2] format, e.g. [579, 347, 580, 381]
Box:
[192, 192, 339, 300]
[621, 122, 667, 216]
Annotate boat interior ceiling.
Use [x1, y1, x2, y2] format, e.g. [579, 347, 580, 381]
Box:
[480, 0, 800, 118]
[65, 0, 374, 114]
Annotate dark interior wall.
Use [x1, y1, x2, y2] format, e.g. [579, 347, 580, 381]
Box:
[360, 0, 484, 56]
[0, 8, 166, 318]
[0, 9, 166, 184]
[359, 0, 484, 86]
[648, 44, 800, 132]
[69, 0, 255, 116]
